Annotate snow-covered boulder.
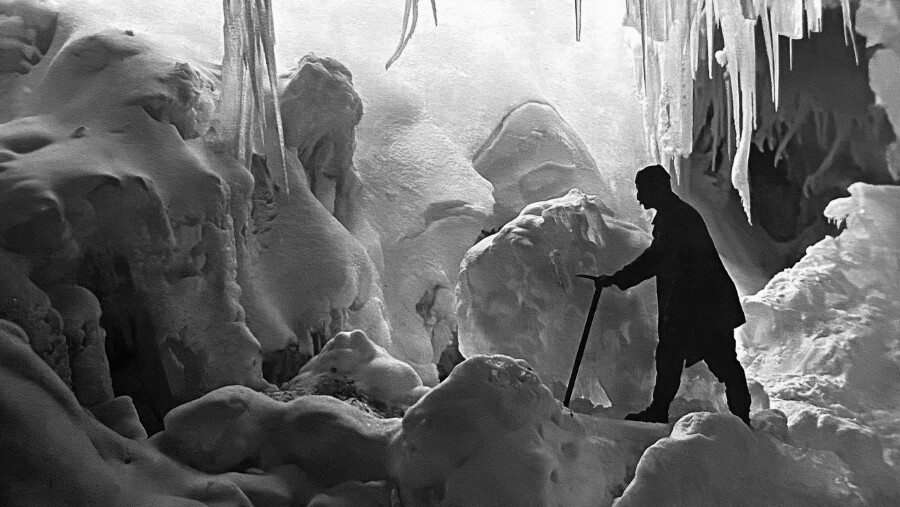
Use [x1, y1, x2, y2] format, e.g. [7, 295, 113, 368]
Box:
[617, 411, 868, 506]
[151, 385, 399, 487]
[458, 189, 658, 410]
[0, 319, 306, 506]
[474, 101, 615, 228]
[740, 183, 900, 500]
[284, 329, 430, 409]
[390, 354, 668, 507]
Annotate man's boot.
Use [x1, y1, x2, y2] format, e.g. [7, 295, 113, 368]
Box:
[624, 407, 668, 423]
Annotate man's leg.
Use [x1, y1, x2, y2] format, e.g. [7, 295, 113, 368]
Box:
[704, 335, 752, 426]
[627, 341, 683, 423]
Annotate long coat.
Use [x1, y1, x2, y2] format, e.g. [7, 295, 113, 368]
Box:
[612, 195, 745, 365]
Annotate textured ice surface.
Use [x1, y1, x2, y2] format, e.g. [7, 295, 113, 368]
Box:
[458, 189, 658, 410]
[390, 354, 669, 507]
[741, 183, 900, 502]
[285, 329, 429, 408]
[473, 101, 616, 229]
[617, 411, 868, 506]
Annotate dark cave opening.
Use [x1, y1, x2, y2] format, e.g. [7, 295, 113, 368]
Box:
[79, 252, 175, 435]
[692, 7, 896, 269]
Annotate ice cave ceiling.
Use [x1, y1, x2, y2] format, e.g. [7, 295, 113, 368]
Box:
[1, 0, 899, 505]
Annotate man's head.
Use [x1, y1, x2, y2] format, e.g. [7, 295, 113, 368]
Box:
[634, 164, 672, 210]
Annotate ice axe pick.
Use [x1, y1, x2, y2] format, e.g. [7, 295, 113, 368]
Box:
[564, 274, 608, 407]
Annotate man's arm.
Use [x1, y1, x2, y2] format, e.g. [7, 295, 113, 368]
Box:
[596, 241, 659, 290]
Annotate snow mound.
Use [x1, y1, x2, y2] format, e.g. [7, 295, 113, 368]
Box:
[284, 329, 429, 408]
[617, 411, 867, 506]
[473, 101, 614, 228]
[390, 354, 667, 506]
[0, 17, 270, 403]
[457, 189, 658, 409]
[0, 318, 350, 506]
[740, 183, 900, 500]
[151, 385, 399, 487]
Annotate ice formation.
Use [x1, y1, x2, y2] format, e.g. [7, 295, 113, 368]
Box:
[284, 329, 430, 409]
[219, 0, 288, 194]
[617, 411, 869, 506]
[390, 354, 670, 506]
[457, 189, 659, 409]
[473, 101, 615, 229]
[622, 0, 866, 221]
[740, 183, 900, 502]
[0, 4, 271, 413]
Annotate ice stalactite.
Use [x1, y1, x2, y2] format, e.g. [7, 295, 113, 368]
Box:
[385, 0, 439, 70]
[220, 0, 288, 195]
[575, 0, 583, 41]
[627, 0, 865, 222]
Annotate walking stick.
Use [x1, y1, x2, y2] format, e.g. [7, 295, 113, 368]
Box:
[564, 274, 605, 407]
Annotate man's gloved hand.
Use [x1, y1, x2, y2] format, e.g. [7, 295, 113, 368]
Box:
[593, 274, 616, 289]
[577, 273, 617, 289]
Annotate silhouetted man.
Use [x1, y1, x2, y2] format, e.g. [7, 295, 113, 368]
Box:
[595, 164, 751, 425]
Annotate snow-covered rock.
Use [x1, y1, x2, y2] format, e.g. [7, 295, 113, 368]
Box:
[458, 189, 658, 410]
[284, 329, 429, 409]
[152, 385, 399, 486]
[390, 354, 669, 507]
[616, 411, 868, 506]
[474, 101, 615, 228]
[0, 319, 301, 505]
[740, 183, 900, 500]
[0, 11, 270, 404]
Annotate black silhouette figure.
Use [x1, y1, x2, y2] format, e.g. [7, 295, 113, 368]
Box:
[595, 164, 751, 426]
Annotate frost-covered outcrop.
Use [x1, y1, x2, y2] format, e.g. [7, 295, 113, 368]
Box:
[0, 7, 270, 417]
[390, 354, 669, 507]
[457, 190, 658, 410]
[617, 411, 869, 506]
[0, 320, 398, 505]
[740, 183, 900, 501]
[284, 329, 430, 409]
[473, 101, 614, 228]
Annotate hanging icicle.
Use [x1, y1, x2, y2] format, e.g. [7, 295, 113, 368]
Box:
[575, 0, 583, 41]
[627, 0, 866, 222]
[386, 0, 421, 70]
[220, 0, 289, 196]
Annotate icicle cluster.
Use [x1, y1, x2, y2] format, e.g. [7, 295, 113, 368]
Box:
[220, 0, 289, 194]
[624, 0, 858, 222]
[385, 0, 438, 70]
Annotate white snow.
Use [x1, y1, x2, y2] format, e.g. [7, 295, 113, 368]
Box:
[740, 183, 900, 500]
[285, 329, 430, 408]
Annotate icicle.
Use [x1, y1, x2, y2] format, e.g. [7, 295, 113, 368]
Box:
[789, 37, 793, 71]
[386, 0, 420, 70]
[757, 1, 776, 110]
[771, 0, 803, 39]
[772, 15, 780, 110]
[689, 0, 703, 78]
[575, 0, 583, 41]
[219, 0, 288, 195]
[839, 0, 860, 65]
[706, 0, 715, 79]
[805, 0, 822, 33]
[716, 0, 756, 221]
[256, 0, 289, 197]
[640, 0, 649, 99]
